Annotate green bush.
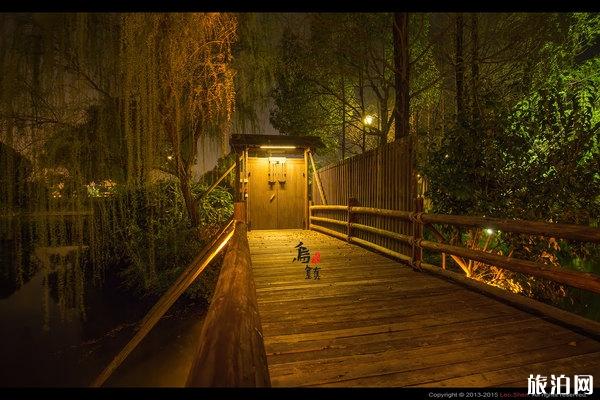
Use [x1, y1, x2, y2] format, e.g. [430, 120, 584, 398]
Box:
[92, 179, 233, 302]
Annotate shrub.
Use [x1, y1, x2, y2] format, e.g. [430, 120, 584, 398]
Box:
[91, 180, 233, 302]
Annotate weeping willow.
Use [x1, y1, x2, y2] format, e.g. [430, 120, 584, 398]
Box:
[0, 13, 238, 324]
[231, 13, 280, 134]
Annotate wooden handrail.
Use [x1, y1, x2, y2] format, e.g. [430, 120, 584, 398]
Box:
[350, 222, 412, 244]
[419, 240, 600, 294]
[309, 205, 411, 219]
[418, 262, 600, 340]
[424, 223, 469, 273]
[422, 213, 600, 243]
[310, 205, 347, 211]
[309, 204, 600, 295]
[308, 150, 327, 205]
[310, 215, 347, 227]
[186, 221, 270, 387]
[351, 236, 412, 263]
[310, 223, 348, 241]
[90, 219, 235, 387]
[309, 222, 411, 263]
[352, 207, 412, 220]
[309, 214, 411, 241]
[198, 161, 236, 202]
[311, 204, 600, 244]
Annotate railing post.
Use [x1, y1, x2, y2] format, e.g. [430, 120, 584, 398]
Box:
[234, 150, 242, 202]
[234, 202, 246, 223]
[411, 196, 424, 271]
[347, 197, 359, 242]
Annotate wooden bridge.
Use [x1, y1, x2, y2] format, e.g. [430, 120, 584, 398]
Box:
[249, 228, 600, 387]
[91, 136, 600, 388]
[92, 204, 600, 388]
[249, 230, 600, 387]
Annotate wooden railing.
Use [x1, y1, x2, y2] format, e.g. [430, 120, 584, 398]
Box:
[310, 202, 600, 294]
[91, 204, 270, 387]
[311, 138, 416, 256]
[186, 220, 270, 387]
[310, 201, 600, 337]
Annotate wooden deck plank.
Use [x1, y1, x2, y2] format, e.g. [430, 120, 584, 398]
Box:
[259, 300, 518, 335]
[248, 229, 600, 387]
[319, 341, 600, 387]
[415, 351, 600, 388]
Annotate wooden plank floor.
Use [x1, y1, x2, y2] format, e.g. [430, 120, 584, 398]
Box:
[248, 229, 600, 387]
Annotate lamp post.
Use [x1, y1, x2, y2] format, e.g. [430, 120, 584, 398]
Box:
[362, 114, 376, 152]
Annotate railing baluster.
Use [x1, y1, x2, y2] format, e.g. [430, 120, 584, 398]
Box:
[411, 197, 424, 271]
[348, 197, 358, 242]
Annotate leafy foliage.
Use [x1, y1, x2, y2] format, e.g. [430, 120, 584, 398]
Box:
[0, 14, 238, 322]
[423, 14, 600, 318]
[95, 180, 233, 300]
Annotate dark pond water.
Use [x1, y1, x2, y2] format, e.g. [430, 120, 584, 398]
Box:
[0, 218, 207, 387]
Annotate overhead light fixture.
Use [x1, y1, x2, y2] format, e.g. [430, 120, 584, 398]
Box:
[260, 145, 296, 149]
[269, 156, 287, 164]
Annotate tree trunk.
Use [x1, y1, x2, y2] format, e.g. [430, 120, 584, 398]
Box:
[341, 76, 346, 160]
[379, 102, 387, 147]
[393, 12, 409, 140]
[469, 13, 480, 124]
[359, 67, 366, 153]
[362, 128, 366, 153]
[441, 92, 445, 137]
[180, 174, 201, 227]
[455, 14, 465, 126]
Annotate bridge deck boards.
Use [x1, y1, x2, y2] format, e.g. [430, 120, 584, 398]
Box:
[248, 229, 600, 387]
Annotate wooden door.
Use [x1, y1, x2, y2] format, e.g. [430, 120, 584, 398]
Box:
[247, 157, 306, 230]
[276, 158, 305, 229]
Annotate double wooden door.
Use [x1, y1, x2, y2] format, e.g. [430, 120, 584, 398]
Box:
[247, 157, 306, 230]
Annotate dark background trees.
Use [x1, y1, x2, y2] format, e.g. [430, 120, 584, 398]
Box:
[268, 12, 600, 317]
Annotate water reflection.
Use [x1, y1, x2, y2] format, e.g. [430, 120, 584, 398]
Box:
[0, 216, 92, 385]
[0, 216, 207, 387]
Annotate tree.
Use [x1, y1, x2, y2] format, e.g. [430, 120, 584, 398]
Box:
[0, 14, 238, 228]
[231, 13, 281, 134]
[454, 14, 466, 126]
[393, 13, 409, 140]
[422, 13, 600, 308]
[150, 14, 237, 227]
[270, 13, 439, 165]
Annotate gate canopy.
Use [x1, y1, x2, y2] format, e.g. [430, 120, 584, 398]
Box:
[230, 134, 324, 152]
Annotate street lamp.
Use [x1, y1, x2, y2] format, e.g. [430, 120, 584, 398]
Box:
[362, 114, 377, 151]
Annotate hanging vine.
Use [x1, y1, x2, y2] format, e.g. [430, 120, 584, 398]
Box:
[0, 13, 238, 324]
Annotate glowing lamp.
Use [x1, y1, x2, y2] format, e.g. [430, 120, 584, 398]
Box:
[259, 145, 296, 149]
